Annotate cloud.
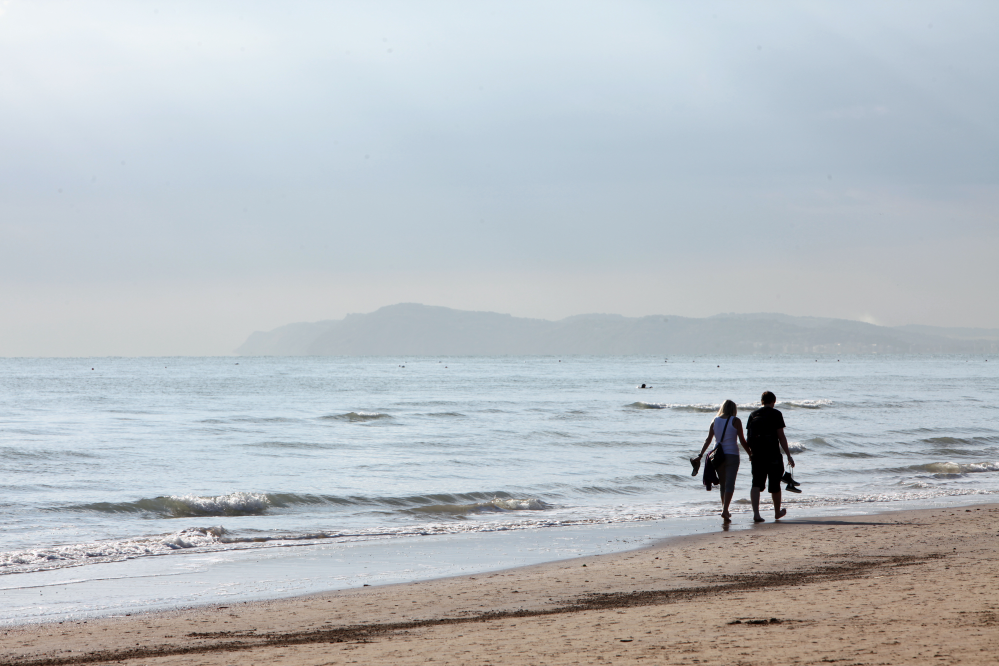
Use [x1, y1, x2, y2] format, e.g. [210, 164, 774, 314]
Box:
[821, 105, 891, 120]
[0, 0, 997, 354]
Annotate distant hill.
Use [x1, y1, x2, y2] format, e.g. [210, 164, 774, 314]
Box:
[236, 304, 999, 356]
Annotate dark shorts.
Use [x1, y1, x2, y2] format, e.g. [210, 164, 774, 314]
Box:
[751, 458, 784, 493]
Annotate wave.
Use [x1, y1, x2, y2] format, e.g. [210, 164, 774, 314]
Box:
[0, 526, 228, 574]
[408, 498, 550, 516]
[577, 485, 643, 496]
[0, 447, 99, 461]
[62, 490, 551, 517]
[787, 441, 807, 453]
[69, 492, 271, 518]
[321, 411, 392, 422]
[199, 416, 299, 425]
[627, 400, 832, 413]
[920, 436, 999, 456]
[244, 441, 331, 450]
[627, 402, 710, 411]
[908, 461, 999, 475]
[778, 399, 833, 409]
[732, 487, 999, 507]
[922, 435, 999, 446]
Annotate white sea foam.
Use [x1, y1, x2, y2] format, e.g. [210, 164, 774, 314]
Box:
[777, 399, 833, 409]
[488, 498, 548, 511]
[629, 400, 832, 412]
[409, 497, 551, 515]
[733, 488, 999, 506]
[167, 492, 270, 516]
[0, 527, 227, 574]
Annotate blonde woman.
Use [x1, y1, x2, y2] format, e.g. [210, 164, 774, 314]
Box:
[695, 400, 752, 522]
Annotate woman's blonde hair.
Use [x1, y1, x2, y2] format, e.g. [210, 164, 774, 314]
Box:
[716, 400, 737, 418]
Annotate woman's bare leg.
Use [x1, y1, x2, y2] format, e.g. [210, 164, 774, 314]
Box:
[721, 492, 733, 521]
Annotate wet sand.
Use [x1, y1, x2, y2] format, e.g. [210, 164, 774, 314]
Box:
[2, 503, 997, 665]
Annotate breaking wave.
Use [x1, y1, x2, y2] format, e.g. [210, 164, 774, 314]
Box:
[627, 402, 710, 411]
[908, 461, 999, 475]
[63, 491, 553, 518]
[70, 492, 271, 518]
[627, 400, 832, 412]
[777, 399, 833, 409]
[408, 498, 550, 516]
[0, 526, 228, 575]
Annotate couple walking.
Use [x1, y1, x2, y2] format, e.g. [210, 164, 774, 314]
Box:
[695, 391, 795, 523]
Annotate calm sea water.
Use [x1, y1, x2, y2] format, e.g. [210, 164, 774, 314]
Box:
[1, 355, 997, 617]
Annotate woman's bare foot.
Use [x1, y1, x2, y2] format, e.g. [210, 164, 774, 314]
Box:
[775, 508, 787, 520]
[753, 515, 765, 523]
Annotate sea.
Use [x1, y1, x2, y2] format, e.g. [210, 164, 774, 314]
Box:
[1, 355, 997, 624]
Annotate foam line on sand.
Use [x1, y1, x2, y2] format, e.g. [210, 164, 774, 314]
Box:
[2, 504, 997, 665]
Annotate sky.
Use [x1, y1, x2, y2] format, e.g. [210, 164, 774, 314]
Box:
[1, 0, 997, 355]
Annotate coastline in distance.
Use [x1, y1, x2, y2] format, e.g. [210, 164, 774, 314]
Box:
[236, 303, 999, 356]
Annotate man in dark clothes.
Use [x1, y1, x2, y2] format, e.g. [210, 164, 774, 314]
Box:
[747, 391, 795, 523]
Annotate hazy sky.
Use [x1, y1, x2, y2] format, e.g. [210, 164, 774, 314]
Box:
[2, 1, 997, 355]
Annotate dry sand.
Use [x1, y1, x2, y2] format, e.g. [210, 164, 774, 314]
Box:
[2, 504, 997, 665]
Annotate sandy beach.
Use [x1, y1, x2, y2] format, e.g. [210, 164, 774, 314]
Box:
[2, 503, 996, 665]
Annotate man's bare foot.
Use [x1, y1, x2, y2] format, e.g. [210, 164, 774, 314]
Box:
[753, 515, 765, 523]
[775, 508, 787, 520]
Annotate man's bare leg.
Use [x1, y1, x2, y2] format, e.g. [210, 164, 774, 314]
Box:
[751, 487, 765, 522]
[773, 489, 786, 519]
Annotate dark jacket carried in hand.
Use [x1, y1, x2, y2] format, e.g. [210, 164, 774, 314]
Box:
[702, 449, 720, 491]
